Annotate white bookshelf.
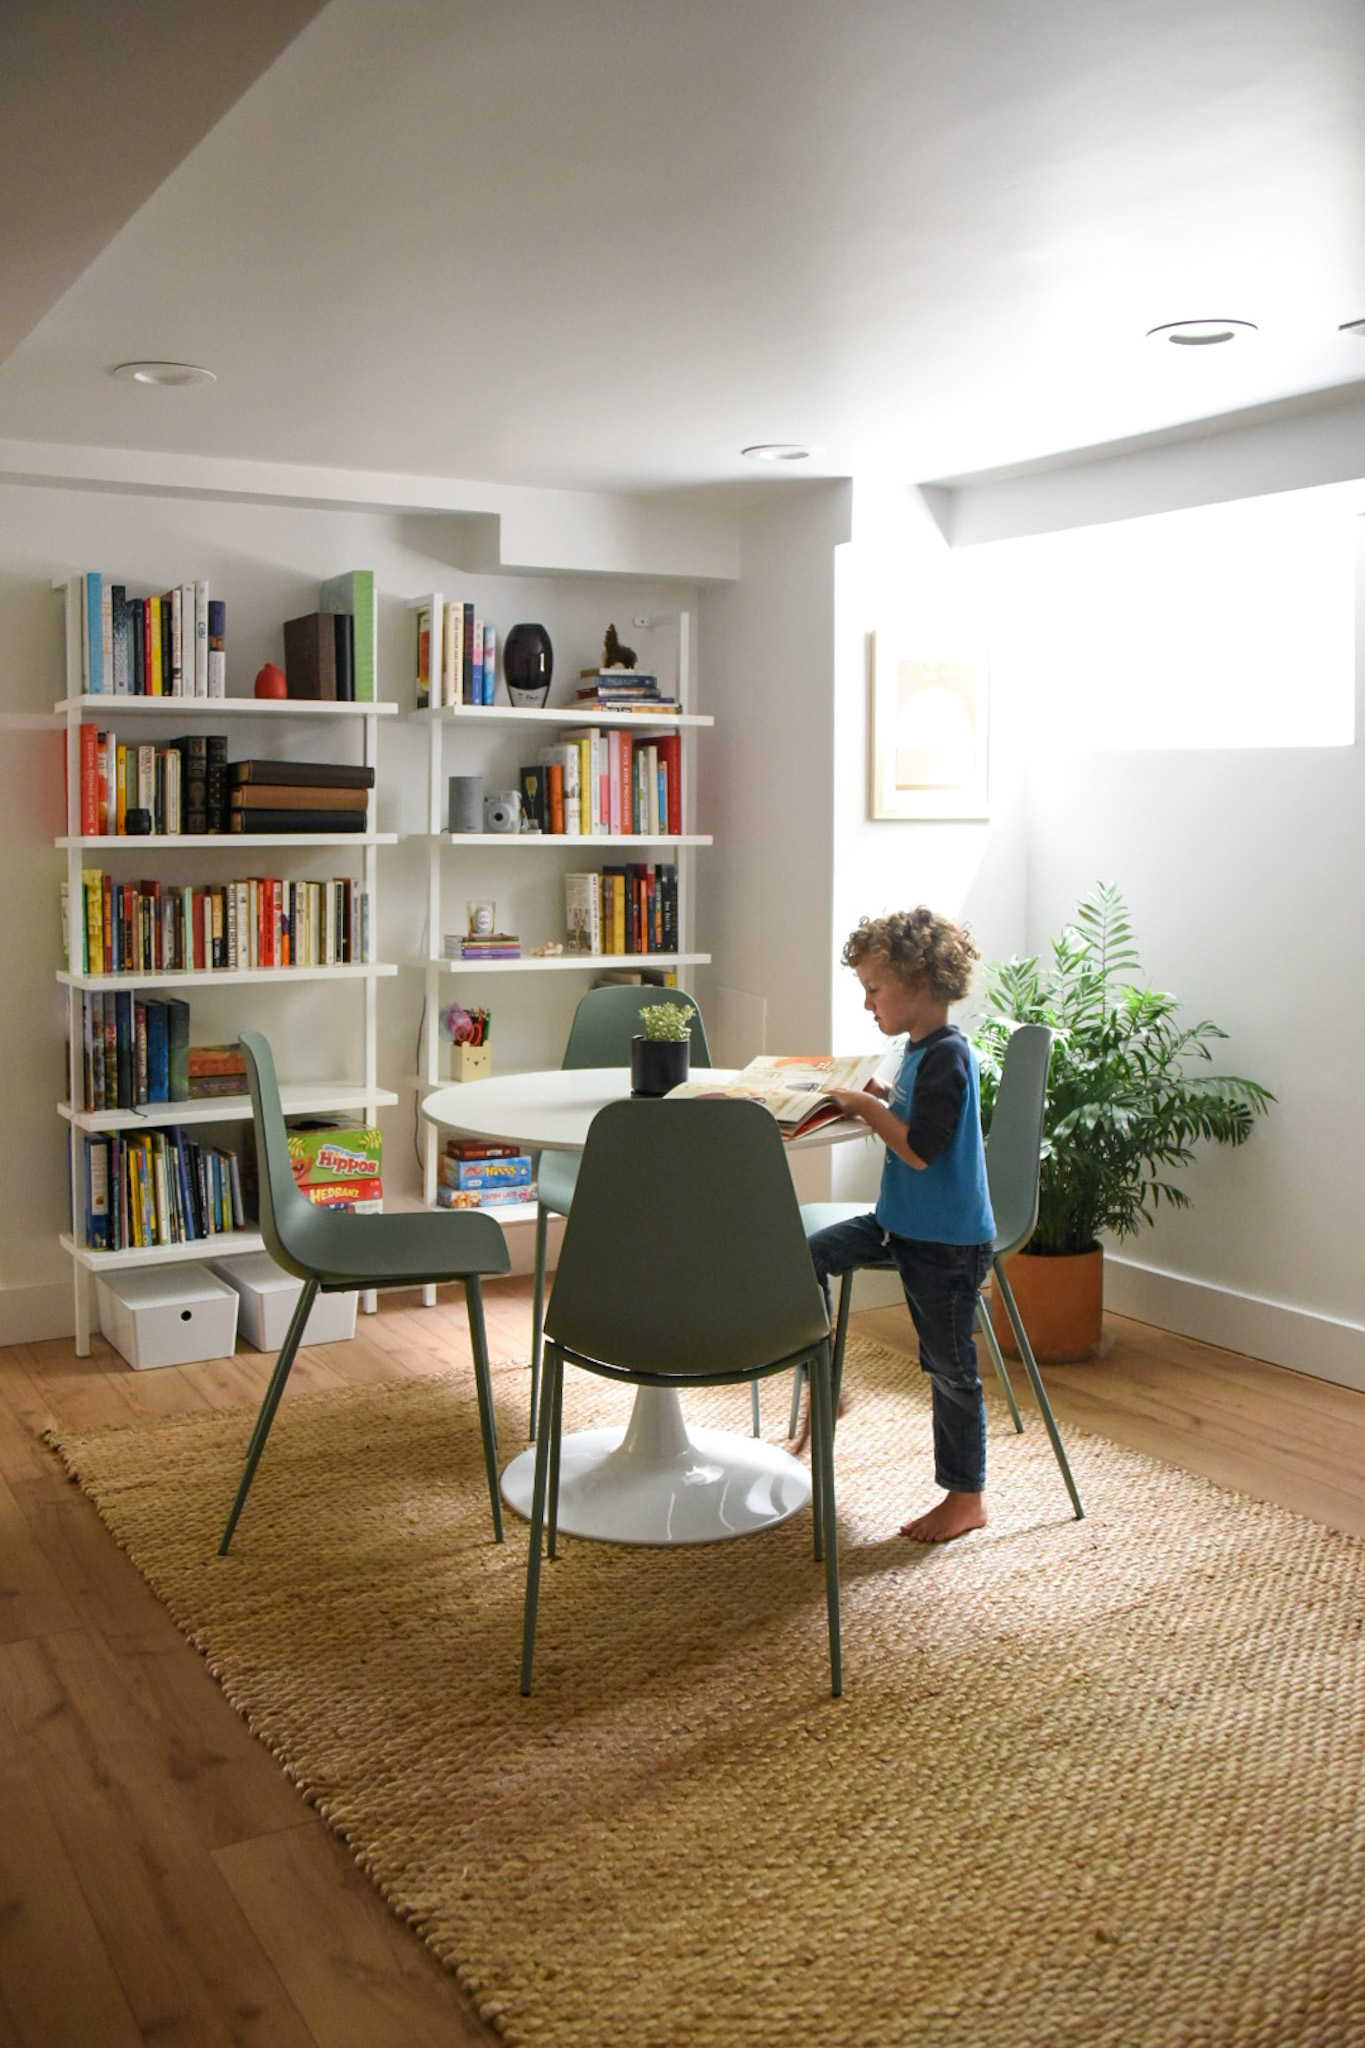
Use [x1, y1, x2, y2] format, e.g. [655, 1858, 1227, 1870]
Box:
[412, 607, 713, 1251]
[56, 576, 398, 1354]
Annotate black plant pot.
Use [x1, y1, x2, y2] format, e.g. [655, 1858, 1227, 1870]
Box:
[630, 1035, 690, 1097]
[504, 622, 553, 708]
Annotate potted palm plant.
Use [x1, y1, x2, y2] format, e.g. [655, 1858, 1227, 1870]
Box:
[630, 1000, 697, 1097]
[974, 883, 1274, 1360]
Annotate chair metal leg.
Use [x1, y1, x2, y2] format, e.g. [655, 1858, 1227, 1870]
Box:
[976, 1296, 1024, 1433]
[791, 1272, 855, 1440]
[809, 1341, 842, 1697]
[465, 1274, 504, 1544]
[992, 1260, 1085, 1521]
[529, 1204, 549, 1440]
[219, 1276, 318, 1555]
[547, 1349, 565, 1557]
[519, 1353, 560, 1696]
[750, 1381, 761, 1436]
[830, 1273, 853, 1414]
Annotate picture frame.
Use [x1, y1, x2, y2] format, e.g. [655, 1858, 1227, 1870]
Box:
[869, 634, 989, 821]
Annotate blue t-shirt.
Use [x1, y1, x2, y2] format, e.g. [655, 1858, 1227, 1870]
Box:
[875, 1026, 995, 1246]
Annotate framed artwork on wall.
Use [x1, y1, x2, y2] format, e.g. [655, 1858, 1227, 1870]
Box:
[869, 635, 989, 821]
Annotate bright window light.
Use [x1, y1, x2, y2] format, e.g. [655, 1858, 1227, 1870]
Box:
[972, 490, 1357, 750]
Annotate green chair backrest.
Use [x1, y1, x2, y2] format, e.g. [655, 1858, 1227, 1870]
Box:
[560, 984, 711, 1070]
[545, 1098, 827, 1379]
[984, 1023, 1054, 1260]
[239, 1028, 342, 1282]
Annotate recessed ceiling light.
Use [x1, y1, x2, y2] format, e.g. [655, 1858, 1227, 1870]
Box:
[1145, 320, 1258, 348]
[110, 360, 216, 388]
[741, 442, 823, 462]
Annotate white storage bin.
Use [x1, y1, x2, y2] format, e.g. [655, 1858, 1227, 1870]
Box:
[209, 1253, 358, 1351]
[95, 1263, 240, 1371]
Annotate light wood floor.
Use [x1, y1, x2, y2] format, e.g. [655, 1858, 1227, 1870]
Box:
[2, 1282, 1363, 2047]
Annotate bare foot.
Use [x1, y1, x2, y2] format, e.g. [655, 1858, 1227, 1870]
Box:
[787, 1388, 850, 1457]
[899, 1491, 987, 1543]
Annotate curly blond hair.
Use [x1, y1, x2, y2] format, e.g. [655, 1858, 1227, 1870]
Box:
[842, 907, 979, 1005]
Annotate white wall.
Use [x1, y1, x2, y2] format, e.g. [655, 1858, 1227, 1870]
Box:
[955, 431, 1365, 1391]
[0, 474, 708, 1341]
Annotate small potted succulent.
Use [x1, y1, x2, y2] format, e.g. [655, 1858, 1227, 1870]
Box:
[631, 1000, 696, 1097]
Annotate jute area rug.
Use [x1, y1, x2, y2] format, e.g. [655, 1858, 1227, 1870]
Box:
[48, 1336, 1365, 2048]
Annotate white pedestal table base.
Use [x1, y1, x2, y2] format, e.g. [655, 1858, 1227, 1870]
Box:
[499, 1383, 812, 1545]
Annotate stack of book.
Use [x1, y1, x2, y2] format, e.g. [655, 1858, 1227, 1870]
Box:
[189, 1044, 248, 1099]
[576, 668, 678, 713]
[453, 930, 522, 961]
[437, 1140, 535, 1209]
[83, 1128, 245, 1250]
[228, 758, 373, 834]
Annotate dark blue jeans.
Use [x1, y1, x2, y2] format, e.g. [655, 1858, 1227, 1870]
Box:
[808, 1212, 994, 1495]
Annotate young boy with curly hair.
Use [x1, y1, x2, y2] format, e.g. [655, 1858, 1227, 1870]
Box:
[802, 906, 996, 1543]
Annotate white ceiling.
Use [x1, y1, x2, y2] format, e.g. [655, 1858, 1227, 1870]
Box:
[5, 0, 1365, 498]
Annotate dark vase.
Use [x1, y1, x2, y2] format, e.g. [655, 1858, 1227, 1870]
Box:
[504, 622, 554, 708]
[630, 1035, 690, 1097]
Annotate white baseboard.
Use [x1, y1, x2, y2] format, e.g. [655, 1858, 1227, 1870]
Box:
[1104, 1255, 1365, 1395]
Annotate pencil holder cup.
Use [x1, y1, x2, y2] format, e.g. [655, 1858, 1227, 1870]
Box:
[445, 1042, 492, 1082]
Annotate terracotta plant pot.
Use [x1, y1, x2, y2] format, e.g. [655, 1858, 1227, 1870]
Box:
[630, 1035, 689, 1097]
[988, 1247, 1104, 1363]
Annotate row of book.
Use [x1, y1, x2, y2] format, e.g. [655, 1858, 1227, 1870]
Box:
[437, 1140, 536, 1208]
[67, 569, 377, 703]
[77, 728, 225, 835]
[518, 728, 683, 838]
[74, 992, 256, 1111]
[575, 667, 679, 712]
[72, 870, 371, 976]
[415, 600, 498, 708]
[564, 863, 680, 956]
[69, 573, 222, 698]
[76, 736, 374, 838]
[83, 1128, 246, 1250]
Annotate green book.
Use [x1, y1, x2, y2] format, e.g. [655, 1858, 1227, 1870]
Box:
[319, 570, 376, 702]
[166, 997, 191, 1104]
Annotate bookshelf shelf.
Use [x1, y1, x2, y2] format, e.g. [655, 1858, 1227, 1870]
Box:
[61, 1228, 267, 1273]
[427, 832, 711, 849]
[59, 1082, 400, 1134]
[430, 951, 710, 975]
[59, 964, 397, 991]
[413, 704, 712, 731]
[57, 696, 399, 720]
[57, 573, 395, 1353]
[59, 833, 398, 851]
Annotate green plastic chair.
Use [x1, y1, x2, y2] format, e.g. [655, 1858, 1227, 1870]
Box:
[520, 1097, 843, 1697]
[796, 1023, 1084, 1520]
[219, 1030, 511, 1555]
[529, 985, 711, 1437]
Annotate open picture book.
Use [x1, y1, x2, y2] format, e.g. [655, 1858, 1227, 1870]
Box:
[666, 1053, 885, 1138]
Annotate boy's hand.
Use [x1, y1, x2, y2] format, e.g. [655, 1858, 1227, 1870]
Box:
[826, 1086, 879, 1120]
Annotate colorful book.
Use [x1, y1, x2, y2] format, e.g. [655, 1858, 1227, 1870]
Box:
[667, 1054, 886, 1137]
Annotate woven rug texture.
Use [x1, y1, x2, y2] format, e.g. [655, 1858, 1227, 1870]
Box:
[47, 1336, 1365, 2048]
